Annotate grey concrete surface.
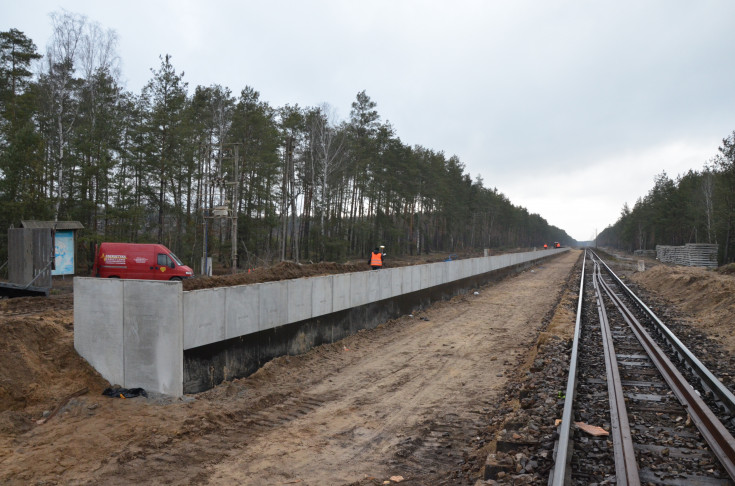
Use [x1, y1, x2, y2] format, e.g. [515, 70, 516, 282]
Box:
[332, 273, 351, 312]
[350, 271, 369, 307]
[311, 275, 333, 317]
[74, 278, 183, 396]
[183, 287, 225, 349]
[287, 278, 313, 323]
[259, 280, 288, 330]
[74, 277, 124, 386]
[122, 280, 183, 396]
[225, 283, 260, 339]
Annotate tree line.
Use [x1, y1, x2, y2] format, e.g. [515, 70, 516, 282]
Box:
[597, 131, 735, 264]
[0, 13, 573, 273]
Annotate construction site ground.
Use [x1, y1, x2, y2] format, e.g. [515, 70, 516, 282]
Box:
[2, 249, 735, 485]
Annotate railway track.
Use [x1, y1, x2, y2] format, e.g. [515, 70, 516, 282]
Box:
[550, 250, 735, 485]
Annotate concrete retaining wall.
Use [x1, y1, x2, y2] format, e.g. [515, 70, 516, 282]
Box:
[74, 279, 183, 396]
[75, 248, 567, 396]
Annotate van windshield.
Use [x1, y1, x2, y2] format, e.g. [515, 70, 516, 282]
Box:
[169, 252, 184, 266]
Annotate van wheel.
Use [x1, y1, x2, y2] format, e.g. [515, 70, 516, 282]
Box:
[170, 277, 183, 282]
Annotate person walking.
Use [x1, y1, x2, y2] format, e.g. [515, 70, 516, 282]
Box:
[369, 247, 384, 270]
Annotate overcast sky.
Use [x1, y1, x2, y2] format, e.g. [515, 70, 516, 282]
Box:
[4, 1, 735, 241]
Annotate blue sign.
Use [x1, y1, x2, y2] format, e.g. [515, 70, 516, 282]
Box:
[52, 230, 75, 275]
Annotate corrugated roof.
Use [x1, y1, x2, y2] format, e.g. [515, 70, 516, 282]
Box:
[20, 220, 84, 230]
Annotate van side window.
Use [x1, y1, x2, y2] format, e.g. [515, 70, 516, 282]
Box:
[157, 253, 174, 268]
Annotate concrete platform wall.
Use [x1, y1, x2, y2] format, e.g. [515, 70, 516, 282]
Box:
[74, 279, 183, 396]
[75, 248, 567, 396]
[180, 248, 567, 351]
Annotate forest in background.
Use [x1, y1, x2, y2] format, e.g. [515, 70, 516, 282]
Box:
[0, 12, 575, 273]
[597, 131, 735, 264]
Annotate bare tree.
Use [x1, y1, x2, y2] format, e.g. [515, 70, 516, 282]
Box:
[309, 103, 346, 258]
[42, 10, 120, 220]
[43, 10, 85, 219]
[79, 19, 119, 81]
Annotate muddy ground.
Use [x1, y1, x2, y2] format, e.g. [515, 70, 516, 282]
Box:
[2, 250, 735, 485]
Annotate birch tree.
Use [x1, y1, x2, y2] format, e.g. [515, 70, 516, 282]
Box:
[42, 10, 86, 219]
[309, 103, 346, 258]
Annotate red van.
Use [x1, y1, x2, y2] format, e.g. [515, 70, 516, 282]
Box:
[93, 243, 194, 280]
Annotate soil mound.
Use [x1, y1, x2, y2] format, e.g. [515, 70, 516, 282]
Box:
[718, 263, 735, 275]
[0, 305, 107, 435]
[631, 264, 735, 351]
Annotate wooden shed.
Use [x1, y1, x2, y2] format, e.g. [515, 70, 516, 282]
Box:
[19, 220, 84, 276]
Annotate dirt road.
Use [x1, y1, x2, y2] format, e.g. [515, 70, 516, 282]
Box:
[0, 250, 580, 485]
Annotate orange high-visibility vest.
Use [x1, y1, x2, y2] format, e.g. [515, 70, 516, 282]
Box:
[370, 252, 383, 267]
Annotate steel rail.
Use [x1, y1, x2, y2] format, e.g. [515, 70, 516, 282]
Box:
[592, 261, 640, 485]
[549, 251, 586, 486]
[596, 262, 735, 480]
[593, 252, 735, 415]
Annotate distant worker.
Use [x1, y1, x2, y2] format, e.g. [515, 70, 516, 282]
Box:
[543, 243, 548, 249]
[369, 246, 385, 270]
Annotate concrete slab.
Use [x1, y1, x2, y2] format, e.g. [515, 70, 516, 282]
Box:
[350, 271, 368, 307]
[410, 265, 421, 292]
[389, 267, 402, 297]
[122, 280, 183, 396]
[401, 266, 414, 294]
[490, 255, 500, 271]
[287, 278, 313, 323]
[481, 257, 490, 273]
[312, 276, 333, 317]
[433, 262, 447, 287]
[224, 284, 260, 339]
[447, 261, 459, 282]
[332, 273, 351, 312]
[463, 260, 473, 279]
[366, 270, 381, 302]
[379, 268, 395, 300]
[259, 281, 288, 331]
[183, 287, 226, 349]
[420, 264, 433, 290]
[73, 277, 124, 386]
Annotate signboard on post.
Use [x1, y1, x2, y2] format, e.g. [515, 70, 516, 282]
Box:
[52, 230, 74, 275]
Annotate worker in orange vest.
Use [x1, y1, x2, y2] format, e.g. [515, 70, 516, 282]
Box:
[543, 243, 548, 249]
[369, 246, 384, 270]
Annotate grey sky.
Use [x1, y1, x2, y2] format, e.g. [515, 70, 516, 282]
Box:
[4, 1, 735, 241]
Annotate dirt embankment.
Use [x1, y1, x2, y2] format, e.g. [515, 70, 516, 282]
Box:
[0, 301, 107, 437]
[0, 251, 579, 485]
[631, 264, 735, 353]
